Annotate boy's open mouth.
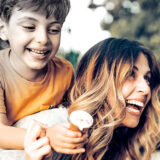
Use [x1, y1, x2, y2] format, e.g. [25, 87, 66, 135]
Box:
[28, 48, 50, 56]
[126, 100, 144, 113]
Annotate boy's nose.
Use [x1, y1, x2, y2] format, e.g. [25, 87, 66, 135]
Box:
[136, 77, 150, 95]
[35, 28, 48, 45]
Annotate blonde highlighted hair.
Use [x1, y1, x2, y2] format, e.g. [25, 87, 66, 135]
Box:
[68, 38, 160, 160]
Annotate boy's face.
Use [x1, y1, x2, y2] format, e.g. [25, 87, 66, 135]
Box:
[3, 8, 62, 71]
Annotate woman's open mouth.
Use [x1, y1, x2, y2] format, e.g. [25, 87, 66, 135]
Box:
[126, 100, 144, 115]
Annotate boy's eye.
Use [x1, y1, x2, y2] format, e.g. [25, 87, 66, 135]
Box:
[48, 27, 61, 34]
[23, 26, 35, 31]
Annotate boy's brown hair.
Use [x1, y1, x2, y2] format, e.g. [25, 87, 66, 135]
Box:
[0, 0, 70, 23]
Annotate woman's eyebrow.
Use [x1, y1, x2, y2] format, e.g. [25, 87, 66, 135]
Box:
[133, 65, 151, 74]
[133, 66, 138, 71]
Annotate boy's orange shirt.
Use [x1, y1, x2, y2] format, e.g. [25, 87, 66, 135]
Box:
[0, 48, 74, 124]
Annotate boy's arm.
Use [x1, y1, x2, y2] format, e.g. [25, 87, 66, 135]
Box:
[0, 113, 26, 149]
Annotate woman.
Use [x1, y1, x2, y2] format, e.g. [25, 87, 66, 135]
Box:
[25, 37, 160, 160]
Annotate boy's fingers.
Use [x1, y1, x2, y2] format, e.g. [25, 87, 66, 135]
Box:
[60, 134, 88, 144]
[55, 140, 87, 150]
[54, 131, 87, 144]
[63, 128, 82, 138]
[62, 122, 70, 128]
[56, 123, 82, 137]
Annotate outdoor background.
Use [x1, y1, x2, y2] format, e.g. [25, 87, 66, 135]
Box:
[0, 0, 160, 69]
[0, 0, 160, 156]
[60, 0, 160, 70]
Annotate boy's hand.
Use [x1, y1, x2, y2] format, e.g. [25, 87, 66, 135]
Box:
[24, 121, 52, 160]
[46, 123, 88, 154]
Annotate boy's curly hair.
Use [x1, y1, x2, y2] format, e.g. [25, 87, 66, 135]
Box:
[0, 0, 70, 23]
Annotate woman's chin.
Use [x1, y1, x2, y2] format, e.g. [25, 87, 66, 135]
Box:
[121, 117, 140, 128]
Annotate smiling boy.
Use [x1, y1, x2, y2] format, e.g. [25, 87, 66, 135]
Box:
[0, 0, 85, 153]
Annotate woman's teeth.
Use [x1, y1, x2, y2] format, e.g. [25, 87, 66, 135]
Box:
[126, 100, 144, 108]
[127, 107, 140, 113]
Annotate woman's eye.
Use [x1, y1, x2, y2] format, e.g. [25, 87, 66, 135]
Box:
[144, 75, 151, 86]
[130, 70, 135, 78]
[126, 70, 136, 81]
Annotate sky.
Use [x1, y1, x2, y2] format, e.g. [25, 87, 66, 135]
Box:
[60, 0, 111, 55]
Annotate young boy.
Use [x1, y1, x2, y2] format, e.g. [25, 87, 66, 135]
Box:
[0, 0, 86, 155]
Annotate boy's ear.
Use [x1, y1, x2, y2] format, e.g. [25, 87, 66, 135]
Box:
[0, 19, 8, 41]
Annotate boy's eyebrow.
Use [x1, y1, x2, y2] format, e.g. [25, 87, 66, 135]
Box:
[18, 17, 39, 22]
[18, 17, 61, 24]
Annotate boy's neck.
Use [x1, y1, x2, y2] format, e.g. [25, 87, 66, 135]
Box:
[9, 50, 48, 82]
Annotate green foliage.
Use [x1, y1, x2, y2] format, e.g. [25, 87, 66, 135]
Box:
[101, 0, 160, 62]
[57, 49, 79, 70]
[0, 39, 9, 50]
[65, 50, 79, 70]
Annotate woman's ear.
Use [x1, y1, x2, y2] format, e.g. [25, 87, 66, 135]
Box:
[0, 19, 8, 41]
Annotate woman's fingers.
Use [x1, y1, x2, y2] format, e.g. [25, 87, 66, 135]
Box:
[24, 120, 42, 147]
[24, 120, 52, 160]
[33, 120, 47, 138]
[25, 137, 49, 151]
[25, 144, 51, 160]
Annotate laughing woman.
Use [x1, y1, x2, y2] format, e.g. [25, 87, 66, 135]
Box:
[25, 38, 160, 160]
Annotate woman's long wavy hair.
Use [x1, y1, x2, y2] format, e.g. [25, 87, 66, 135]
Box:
[68, 38, 160, 160]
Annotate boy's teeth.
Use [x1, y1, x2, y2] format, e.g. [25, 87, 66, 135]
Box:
[30, 49, 48, 54]
[126, 100, 144, 107]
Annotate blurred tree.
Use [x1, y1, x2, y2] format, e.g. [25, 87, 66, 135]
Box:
[93, 0, 160, 62]
[65, 50, 79, 70]
[0, 39, 9, 49]
[57, 49, 80, 70]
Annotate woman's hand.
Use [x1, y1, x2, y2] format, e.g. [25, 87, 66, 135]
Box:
[24, 120, 52, 160]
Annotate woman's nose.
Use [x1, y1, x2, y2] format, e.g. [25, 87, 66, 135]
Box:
[136, 77, 150, 95]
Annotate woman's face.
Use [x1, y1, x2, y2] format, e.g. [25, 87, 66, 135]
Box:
[121, 53, 151, 127]
[109, 53, 151, 128]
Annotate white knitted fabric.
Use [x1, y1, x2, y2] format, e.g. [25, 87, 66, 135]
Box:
[0, 106, 68, 160]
